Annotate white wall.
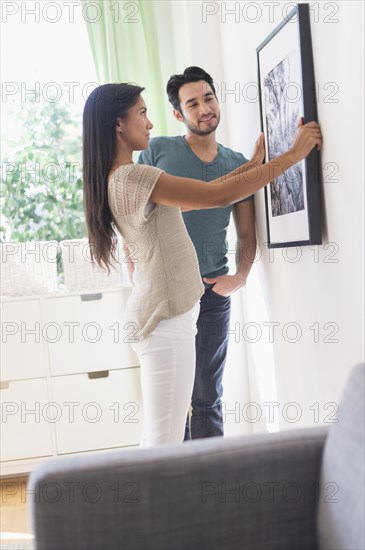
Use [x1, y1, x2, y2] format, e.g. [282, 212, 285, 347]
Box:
[183, 1, 364, 431]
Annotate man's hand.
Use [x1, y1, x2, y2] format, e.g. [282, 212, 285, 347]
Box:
[203, 273, 246, 297]
[250, 132, 265, 166]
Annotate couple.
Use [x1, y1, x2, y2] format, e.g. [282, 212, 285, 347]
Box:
[82, 66, 322, 448]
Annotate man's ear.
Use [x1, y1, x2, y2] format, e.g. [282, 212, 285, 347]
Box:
[172, 109, 184, 123]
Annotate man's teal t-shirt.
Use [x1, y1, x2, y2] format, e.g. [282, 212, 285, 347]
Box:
[137, 135, 252, 285]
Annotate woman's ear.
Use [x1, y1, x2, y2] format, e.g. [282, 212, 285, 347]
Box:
[115, 117, 124, 133]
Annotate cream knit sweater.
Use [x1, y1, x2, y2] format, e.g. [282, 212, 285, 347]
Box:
[108, 163, 204, 342]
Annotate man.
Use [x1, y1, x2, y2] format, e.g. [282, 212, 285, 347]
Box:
[137, 66, 264, 440]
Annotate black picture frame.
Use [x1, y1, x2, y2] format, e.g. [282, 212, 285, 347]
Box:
[257, 3, 321, 248]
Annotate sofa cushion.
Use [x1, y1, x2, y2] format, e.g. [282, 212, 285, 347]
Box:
[30, 427, 327, 550]
[318, 363, 365, 550]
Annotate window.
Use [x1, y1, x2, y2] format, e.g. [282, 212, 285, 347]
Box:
[1, 3, 97, 246]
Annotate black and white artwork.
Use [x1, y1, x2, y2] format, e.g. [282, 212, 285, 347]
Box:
[257, 3, 321, 248]
[263, 50, 304, 217]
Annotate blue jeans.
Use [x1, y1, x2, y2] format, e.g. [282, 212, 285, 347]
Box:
[184, 286, 231, 440]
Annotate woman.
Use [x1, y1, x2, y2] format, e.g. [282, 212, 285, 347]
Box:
[83, 83, 322, 447]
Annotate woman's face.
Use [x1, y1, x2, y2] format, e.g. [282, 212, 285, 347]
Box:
[117, 96, 153, 151]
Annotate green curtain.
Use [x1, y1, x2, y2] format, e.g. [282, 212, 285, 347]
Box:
[81, 0, 180, 135]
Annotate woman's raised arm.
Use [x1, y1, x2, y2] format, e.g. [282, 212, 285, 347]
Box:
[150, 120, 322, 210]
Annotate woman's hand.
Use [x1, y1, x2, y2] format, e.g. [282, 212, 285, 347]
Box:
[290, 117, 322, 163]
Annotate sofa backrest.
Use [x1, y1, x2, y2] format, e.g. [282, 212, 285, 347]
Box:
[317, 363, 365, 550]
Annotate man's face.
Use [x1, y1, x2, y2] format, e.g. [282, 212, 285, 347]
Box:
[174, 80, 220, 136]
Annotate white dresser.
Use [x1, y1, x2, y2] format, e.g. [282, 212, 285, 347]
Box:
[0, 288, 143, 476]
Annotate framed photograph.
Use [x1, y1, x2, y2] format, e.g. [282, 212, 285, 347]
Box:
[257, 3, 322, 248]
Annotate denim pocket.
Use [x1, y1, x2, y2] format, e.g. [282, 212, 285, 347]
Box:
[210, 288, 228, 300]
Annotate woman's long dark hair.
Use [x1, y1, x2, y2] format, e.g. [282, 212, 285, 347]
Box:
[82, 83, 144, 272]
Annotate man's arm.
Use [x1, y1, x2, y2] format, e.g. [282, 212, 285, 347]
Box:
[202, 199, 257, 296]
[232, 199, 257, 286]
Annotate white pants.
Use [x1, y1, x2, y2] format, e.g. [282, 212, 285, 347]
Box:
[131, 302, 200, 447]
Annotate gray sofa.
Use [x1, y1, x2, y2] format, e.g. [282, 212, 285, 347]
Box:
[29, 363, 364, 550]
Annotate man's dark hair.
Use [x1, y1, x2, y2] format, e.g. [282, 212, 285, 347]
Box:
[166, 66, 216, 113]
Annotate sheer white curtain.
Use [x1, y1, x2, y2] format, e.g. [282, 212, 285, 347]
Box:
[81, 0, 188, 136]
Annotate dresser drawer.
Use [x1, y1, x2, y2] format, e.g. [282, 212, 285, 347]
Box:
[51, 367, 143, 454]
[44, 290, 139, 376]
[0, 378, 53, 461]
[1, 300, 48, 381]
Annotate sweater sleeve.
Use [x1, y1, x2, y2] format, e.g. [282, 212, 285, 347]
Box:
[110, 164, 164, 229]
